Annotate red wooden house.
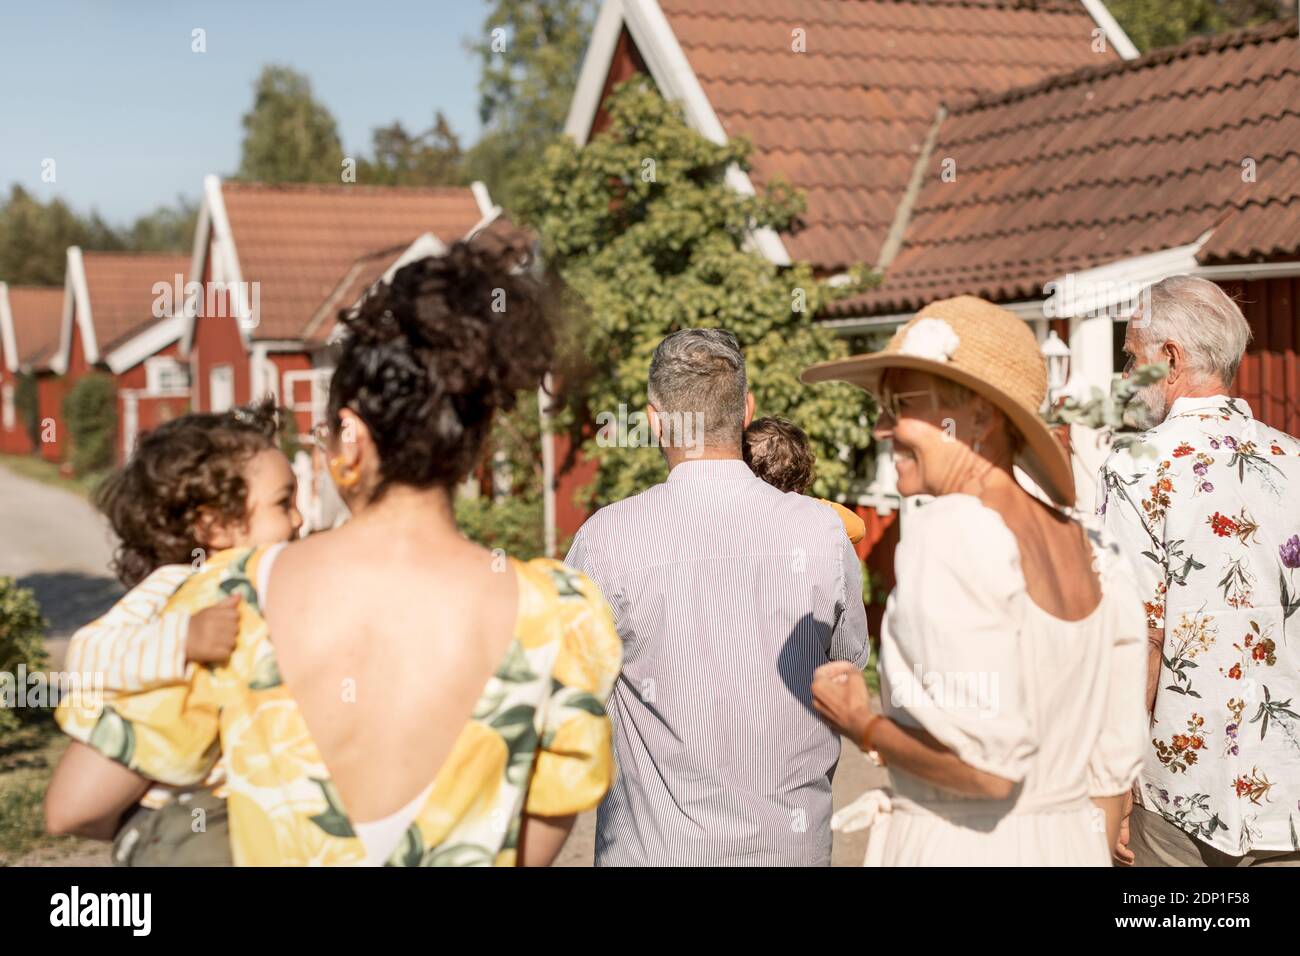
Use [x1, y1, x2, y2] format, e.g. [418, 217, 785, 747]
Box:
[0, 282, 64, 455]
[181, 177, 500, 437]
[558, 0, 1139, 583]
[46, 248, 192, 465]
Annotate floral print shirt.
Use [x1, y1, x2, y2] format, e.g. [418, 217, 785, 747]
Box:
[1099, 396, 1300, 854]
[56, 547, 623, 866]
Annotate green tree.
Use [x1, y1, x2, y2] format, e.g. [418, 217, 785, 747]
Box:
[0, 185, 121, 285]
[464, 0, 596, 209]
[63, 373, 117, 477]
[455, 391, 547, 559]
[237, 65, 345, 184]
[0, 577, 47, 735]
[1107, 0, 1291, 52]
[355, 113, 465, 187]
[517, 77, 875, 509]
[124, 197, 200, 252]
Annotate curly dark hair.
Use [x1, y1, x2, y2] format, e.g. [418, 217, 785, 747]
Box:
[327, 240, 555, 499]
[95, 401, 281, 588]
[743, 417, 816, 494]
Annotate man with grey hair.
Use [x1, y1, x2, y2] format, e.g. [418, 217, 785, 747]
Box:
[1099, 275, 1300, 867]
[566, 327, 869, 866]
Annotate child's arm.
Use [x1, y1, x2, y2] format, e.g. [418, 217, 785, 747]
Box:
[44, 741, 150, 840]
[66, 567, 238, 692]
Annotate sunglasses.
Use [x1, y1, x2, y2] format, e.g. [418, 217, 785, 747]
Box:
[878, 385, 939, 420]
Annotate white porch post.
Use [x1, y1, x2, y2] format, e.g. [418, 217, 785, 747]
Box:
[1067, 314, 1114, 395]
[540, 375, 556, 559]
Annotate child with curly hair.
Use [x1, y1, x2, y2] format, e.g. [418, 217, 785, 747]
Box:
[45, 401, 302, 865]
[743, 416, 867, 544]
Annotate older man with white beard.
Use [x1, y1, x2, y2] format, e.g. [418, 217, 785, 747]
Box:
[1099, 275, 1300, 867]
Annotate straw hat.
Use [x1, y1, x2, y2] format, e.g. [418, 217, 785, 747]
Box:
[801, 295, 1075, 507]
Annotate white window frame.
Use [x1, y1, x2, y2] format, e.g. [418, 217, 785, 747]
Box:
[144, 356, 191, 396]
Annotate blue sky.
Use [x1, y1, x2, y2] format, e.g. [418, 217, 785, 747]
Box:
[0, 0, 490, 225]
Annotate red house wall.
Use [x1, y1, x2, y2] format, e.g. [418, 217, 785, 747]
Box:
[191, 244, 249, 412]
[36, 321, 91, 463]
[0, 364, 34, 454]
[1222, 276, 1300, 437]
[113, 339, 190, 463]
[269, 351, 314, 435]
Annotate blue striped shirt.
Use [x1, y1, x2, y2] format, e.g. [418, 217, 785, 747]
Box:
[566, 458, 870, 866]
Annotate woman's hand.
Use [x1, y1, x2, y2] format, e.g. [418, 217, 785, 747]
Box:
[811, 661, 874, 744]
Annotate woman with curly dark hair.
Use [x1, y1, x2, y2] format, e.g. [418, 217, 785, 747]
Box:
[55, 242, 623, 867]
[46, 401, 303, 864]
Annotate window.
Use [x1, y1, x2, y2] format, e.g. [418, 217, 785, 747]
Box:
[145, 356, 190, 395]
[209, 365, 235, 412]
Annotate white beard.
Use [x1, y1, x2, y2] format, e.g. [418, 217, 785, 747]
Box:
[1128, 382, 1169, 431]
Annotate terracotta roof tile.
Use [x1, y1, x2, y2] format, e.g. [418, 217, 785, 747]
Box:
[847, 18, 1300, 315]
[657, 0, 1115, 272]
[4, 285, 64, 370]
[220, 182, 486, 342]
[301, 213, 535, 346]
[81, 251, 190, 355]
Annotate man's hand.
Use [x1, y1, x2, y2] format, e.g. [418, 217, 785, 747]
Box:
[811, 661, 873, 744]
[1113, 790, 1135, 866]
[185, 595, 241, 664]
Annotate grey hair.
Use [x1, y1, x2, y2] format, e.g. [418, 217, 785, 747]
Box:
[1134, 276, 1252, 387]
[647, 328, 747, 447]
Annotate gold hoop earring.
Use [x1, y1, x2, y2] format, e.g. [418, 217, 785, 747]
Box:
[328, 456, 361, 490]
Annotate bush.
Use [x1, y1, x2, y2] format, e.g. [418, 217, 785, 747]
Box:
[0, 577, 48, 735]
[13, 371, 39, 449]
[62, 373, 117, 476]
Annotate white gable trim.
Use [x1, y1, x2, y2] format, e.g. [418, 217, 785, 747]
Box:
[181, 175, 250, 356]
[103, 314, 185, 375]
[0, 284, 17, 374]
[565, 0, 791, 266]
[51, 247, 96, 375]
[470, 180, 498, 220]
[1081, 0, 1140, 61]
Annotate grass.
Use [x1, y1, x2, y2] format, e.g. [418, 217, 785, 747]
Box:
[0, 453, 102, 500]
[0, 719, 73, 863]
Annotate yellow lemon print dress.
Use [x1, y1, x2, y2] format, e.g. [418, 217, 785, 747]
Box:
[56, 547, 623, 866]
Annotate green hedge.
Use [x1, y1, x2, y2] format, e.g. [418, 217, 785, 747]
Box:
[13, 372, 39, 449]
[0, 577, 48, 735]
[62, 373, 117, 476]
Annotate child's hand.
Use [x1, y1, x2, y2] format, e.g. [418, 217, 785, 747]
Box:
[186, 595, 241, 664]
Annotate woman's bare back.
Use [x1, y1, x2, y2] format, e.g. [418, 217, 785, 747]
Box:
[261, 517, 521, 822]
[980, 486, 1103, 622]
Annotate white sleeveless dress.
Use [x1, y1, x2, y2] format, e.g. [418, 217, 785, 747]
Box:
[876, 494, 1146, 866]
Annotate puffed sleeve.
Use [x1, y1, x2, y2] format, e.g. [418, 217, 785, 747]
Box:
[1087, 557, 1147, 796]
[880, 496, 1036, 782]
[54, 549, 257, 787]
[524, 561, 624, 817]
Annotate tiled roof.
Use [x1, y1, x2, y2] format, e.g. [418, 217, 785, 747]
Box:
[657, 0, 1118, 272]
[219, 181, 486, 341]
[300, 214, 536, 346]
[81, 251, 190, 354]
[850, 18, 1300, 314]
[4, 285, 64, 370]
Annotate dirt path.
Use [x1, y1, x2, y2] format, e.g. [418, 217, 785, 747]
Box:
[0, 463, 122, 663]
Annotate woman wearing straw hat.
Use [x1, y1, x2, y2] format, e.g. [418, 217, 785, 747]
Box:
[807, 296, 1147, 866]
